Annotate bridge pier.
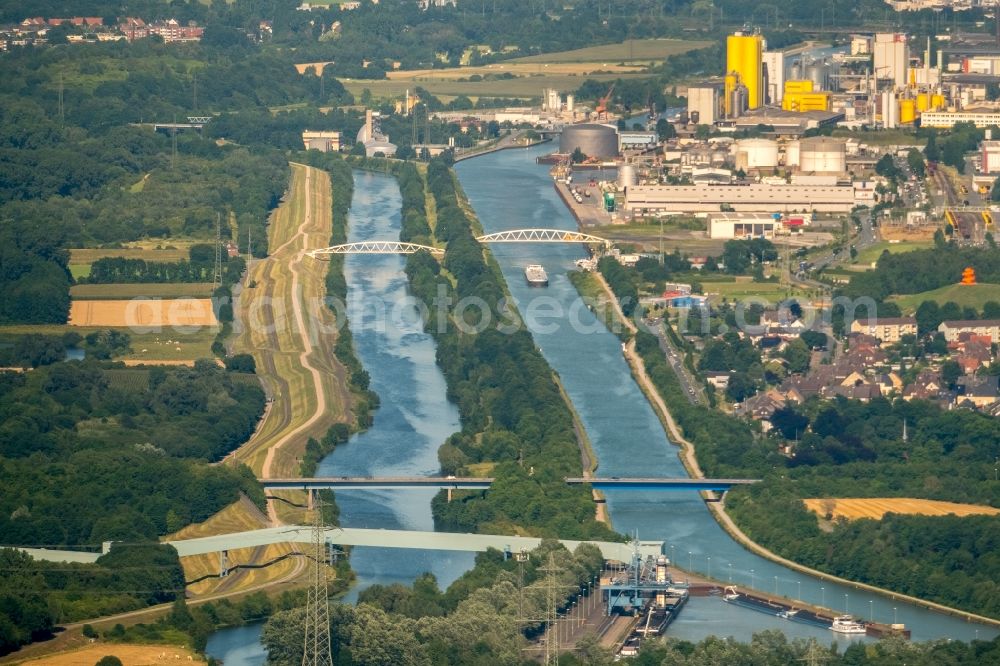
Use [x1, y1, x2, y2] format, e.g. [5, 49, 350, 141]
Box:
[219, 550, 229, 578]
[307, 488, 315, 511]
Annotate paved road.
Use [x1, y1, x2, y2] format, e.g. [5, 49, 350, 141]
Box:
[646, 319, 704, 406]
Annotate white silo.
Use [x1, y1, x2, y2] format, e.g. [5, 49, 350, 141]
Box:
[618, 164, 638, 188]
[734, 138, 779, 169]
[566, 94, 574, 112]
[798, 137, 846, 173]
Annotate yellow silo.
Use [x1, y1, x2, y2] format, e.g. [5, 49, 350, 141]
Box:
[899, 99, 917, 124]
[916, 93, 929, 112]
[727, 33, 763, 110]
[932, 93, 946, 110]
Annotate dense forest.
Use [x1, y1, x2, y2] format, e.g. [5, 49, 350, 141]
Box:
[390, 157, 616, 540]
[261, 540, 603, 666]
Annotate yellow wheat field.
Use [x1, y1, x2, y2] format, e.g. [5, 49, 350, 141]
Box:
[804, 498, 1000, 521]
[69, 298, 218, 328]
[22, 644, 205, 665]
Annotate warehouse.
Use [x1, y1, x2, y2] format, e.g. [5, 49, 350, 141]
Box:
[708, 212, 783, 239]
[624, 183, 859, 216]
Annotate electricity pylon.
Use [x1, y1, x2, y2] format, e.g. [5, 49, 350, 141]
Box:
[301, 502, 332, 666]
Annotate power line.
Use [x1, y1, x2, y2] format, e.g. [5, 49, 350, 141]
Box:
[301, 502, 333, 666]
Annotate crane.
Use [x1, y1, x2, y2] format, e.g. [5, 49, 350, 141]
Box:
[595, 83, 615, 120]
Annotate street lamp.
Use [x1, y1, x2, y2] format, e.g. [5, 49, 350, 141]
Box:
[869, 599, 874, 622]
[750, 569, 755, 589]
[774, 575, 778, 595]
[797, 581, 801, 600]
[821, 586, 825, 607]
[893, 606, 898, 624]
[707, 556, 712, 579]
[845, 593, 849, 613]
[728, 562, 733, 582]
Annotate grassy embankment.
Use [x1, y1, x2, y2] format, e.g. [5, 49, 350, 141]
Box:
[340, 38, 709, 102]
[175, 164, 353, 598]
[891, 282, 1000, 313]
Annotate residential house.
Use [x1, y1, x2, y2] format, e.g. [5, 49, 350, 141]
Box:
[849, 316, 917, 343]
[955, 375, 1000, 409]
[903, 369, 945, 401]
[704, 371, 730, 390]
[939, 319, 1000, 344]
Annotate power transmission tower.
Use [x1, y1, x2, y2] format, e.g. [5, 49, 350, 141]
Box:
[541, 552, 561, 666]
[213, 213, 223, 290]
[301, 502, 333, 666]
[798, 640, 831, 666]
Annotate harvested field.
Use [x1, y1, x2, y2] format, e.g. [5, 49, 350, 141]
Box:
[71, 283, 215, 300]
[21, 644, 205, 665]
[804, 497, 1000, 521]
[68, 298, 218, 328]
[509, 38, 712, 64]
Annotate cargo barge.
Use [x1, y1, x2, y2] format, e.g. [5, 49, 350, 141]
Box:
[525, 264, 549, 287]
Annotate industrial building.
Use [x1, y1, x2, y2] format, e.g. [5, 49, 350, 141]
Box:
[301, 130, 341, 152]
[920, 108, 1000, 128]
[560, 123, 619, 158]
[619, 131, 657, 151]
[874, 33, 909, 88]
[796, 137, 847, 174]
[624, 183, 861, 216]
[707, 212, 784, 239]
[982, 140, 1000, 174]
[686, 84, 723, 125]
[762, 50, 785, 104]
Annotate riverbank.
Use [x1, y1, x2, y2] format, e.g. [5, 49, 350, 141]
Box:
[452, 132, 549, 162]
[577, 267, 1000, 629]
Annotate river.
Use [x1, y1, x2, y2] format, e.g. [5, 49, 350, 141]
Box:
[207, 151, 996, 663]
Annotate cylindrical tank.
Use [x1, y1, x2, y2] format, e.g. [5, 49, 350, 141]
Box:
[559, 123, 618, 158]
[916, 93, 930, 112]
[899, 99, 917, 124]
[566, 94, 574, 112]
[799, 137, 846, 173]
[791, 61, 802, 80]
[734, 138, 779, 169]
[785, 139, 801, 167]
[618, 164, 637, 188]
[806, 62, 828, 91]
[932, 93, 946, 110]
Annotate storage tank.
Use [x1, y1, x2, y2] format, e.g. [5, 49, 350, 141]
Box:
[799, 137, 846, 173]
[916, 93, 930, 112]
[734, 138, 779, 169]
[932, 93, 946, 110]
[559, 123, 619, 158]
[899, 99, 917, 124]
[618, 164, 637, 188]
[805, 61, 829, 91]
[566, 94, 574, 112]
[785, 139, 801, 167]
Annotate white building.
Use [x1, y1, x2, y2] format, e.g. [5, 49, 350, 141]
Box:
[302, 130, 341, 152]
[708, 212, 783, 239]
[874, 33, 909, 88]
[982, 140, 1000, 174]
[687, 85, 722, 126]
[624, 183, 861, 216]
[762, 51, 785, 104]
[921, 109, 1000, 128]
[939, 320, 1000, 343]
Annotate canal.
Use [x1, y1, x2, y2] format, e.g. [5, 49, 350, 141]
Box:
[453, 142, 997, 644]
[208, 151, 996, 663]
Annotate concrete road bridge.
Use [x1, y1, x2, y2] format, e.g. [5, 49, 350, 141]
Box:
[261, 477, 759, 492]
[306, 228, 612, 257]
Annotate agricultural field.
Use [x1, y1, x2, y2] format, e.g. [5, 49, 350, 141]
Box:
[891, 282, 1000, 313]
[71, 283, 215, 299]
[68, 298, 218, 328]
[0, 325, 219, 362]
[342, 38, 708, 102]
[804, 497, 1000, 521]
[68, 246, 194, 280]
[699, 278, 811, 305]
[509, 38, 712, 64]
[21, 644, 205, 665]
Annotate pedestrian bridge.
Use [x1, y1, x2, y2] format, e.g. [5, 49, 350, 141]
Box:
[306, 228, 612, 257]
[262, 477, 759, 492]
[307, 241, 444, 258]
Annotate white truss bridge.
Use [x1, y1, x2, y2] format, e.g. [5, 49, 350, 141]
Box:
[307, 241, 445, 258]
[307, 228, 612, 257]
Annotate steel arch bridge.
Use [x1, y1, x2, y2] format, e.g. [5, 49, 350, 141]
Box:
[307, 242, 445, 258]
[476, 228, 612, 249]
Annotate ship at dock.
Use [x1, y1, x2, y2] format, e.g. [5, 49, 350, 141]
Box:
[525, 264, 548, 287]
